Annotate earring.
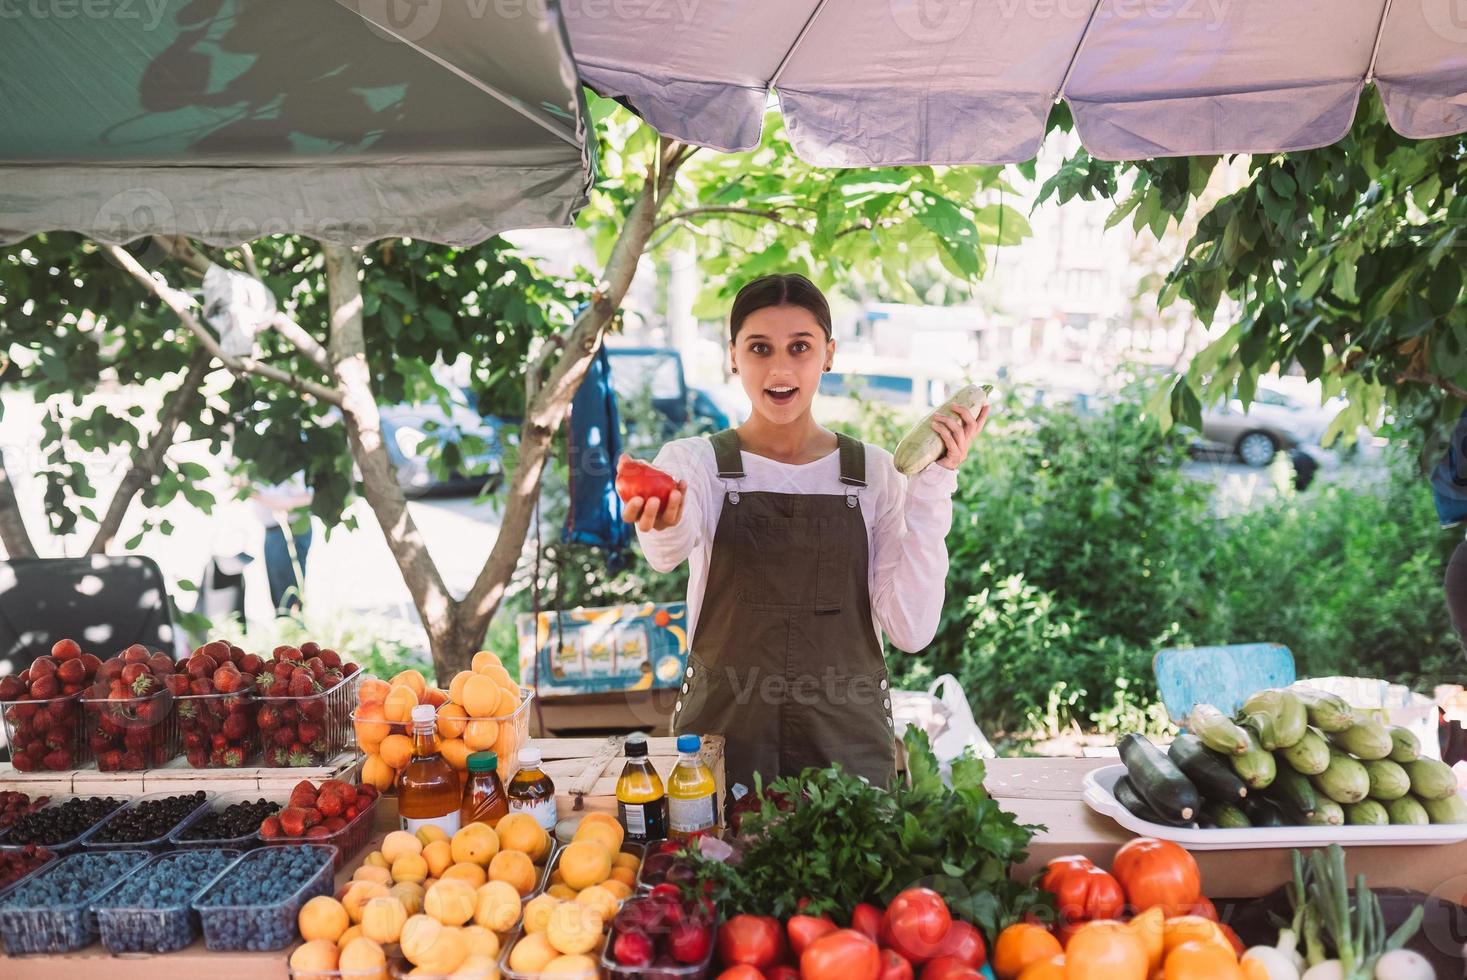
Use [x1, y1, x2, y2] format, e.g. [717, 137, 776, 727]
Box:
[731, 367, 738, 375]
[823, 366, 831, 373]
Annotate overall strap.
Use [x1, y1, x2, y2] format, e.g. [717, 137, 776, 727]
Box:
[709, 429, 745, 480]
[836, 433, 867, 488]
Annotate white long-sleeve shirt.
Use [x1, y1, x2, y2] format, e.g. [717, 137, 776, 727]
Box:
[635, 436, 958, 653]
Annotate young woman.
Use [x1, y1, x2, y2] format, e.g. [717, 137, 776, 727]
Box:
[620, 273, 987, 795]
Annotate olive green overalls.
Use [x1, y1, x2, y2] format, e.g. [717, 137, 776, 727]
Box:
[671, 428, 897, 795]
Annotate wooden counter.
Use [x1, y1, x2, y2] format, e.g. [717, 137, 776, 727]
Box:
[6, 756, 1466, 977]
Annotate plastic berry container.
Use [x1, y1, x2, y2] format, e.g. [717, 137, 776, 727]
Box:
[0, 848, 150, 954]
[1, 690, 88, 772]
[498, 924, 602, 980]
[391, 950, 501, 979]
[176, 684, 261, 768]
[270, 792, 380, 869]
[169, 789, 279, 850]
[258, 673, 362, 767]
[82, 687, 180, 771]
[94, 847, 241, 953]
[82, 789, 214, 851]
[192, 843, 335, 951]
[0, 794, 126, 853]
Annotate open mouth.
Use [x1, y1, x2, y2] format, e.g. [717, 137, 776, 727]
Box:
[764, 386, 798, 407]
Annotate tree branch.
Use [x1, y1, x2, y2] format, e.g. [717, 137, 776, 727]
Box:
[1398, 368, 1467, 403]
[320, 242, 457, 680]
[652, 205, 808, 234]
[103, 244, 344, 406]
[87, 345, 212, 554]
[456, 151, 685, 646]
[0, 448, 36, 559]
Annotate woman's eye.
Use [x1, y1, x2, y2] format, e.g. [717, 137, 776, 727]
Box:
[791, 343, 809, 354]
[750, 343, 770, 355]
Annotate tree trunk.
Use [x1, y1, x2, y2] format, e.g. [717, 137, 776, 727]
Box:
[0, 448, 36, 559]
[450, 143, 689, 668]
[320, 242, 459, 682]
[88, 346, 212, 554]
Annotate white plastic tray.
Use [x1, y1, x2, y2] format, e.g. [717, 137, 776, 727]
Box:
[1083, 764, 1467, 850]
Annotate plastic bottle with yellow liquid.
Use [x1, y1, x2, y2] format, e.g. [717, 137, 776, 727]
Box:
[615, 732, 667, 843]
[667, 734, 717, 842]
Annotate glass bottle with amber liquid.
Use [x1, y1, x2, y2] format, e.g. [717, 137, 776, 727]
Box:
[616, 732, 667, 843]
[461, 750, 509, 827]
[398, 704, 462, 836]
[506, 746, 558, 833]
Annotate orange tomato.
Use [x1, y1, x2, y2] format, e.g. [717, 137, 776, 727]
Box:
[1062, 920, 1147, 980]
[1125, 907, 1165, 972]
[1111, 839, 1201, 918]
[1160, 917, 1229, 959]
[1215, 923, 1246, 958]
[992, 924, 1062, 980]
[1016, 953, 1065, 980]
[1162, 940, 1241, 980]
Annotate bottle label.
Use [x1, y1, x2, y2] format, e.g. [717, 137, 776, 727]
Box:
[618, 799, 668, 842]
[669, 793, 717, 835]
[510, 795, 558, 832]
[401, 812, 461, 837]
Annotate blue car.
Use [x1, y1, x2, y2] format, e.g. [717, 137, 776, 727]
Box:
[606, 347, 729, 437]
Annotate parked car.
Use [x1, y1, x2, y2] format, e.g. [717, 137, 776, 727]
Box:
[605, 347, 729, 437]
[1196, 384, 1339, 467]
[380, 393, 507, 497]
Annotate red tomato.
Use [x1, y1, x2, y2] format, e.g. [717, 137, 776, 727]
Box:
[800, 930, 881, 980]
[768, 967, 802, 980]
[877, 949, 913, 980]
[851, 904, 884, 944]
[719, 968, 767, 980]
[1039, 855, 1096, 892]
[720, 915, 784, 969]
[616, 459, 677, 506]
[1183, 896, 1218, 921]
[1042, 864, 1125, 924]
[919, 957, 985, 980]
[788, 915, 839, 955]
[1110, 838, 1202, 917]
[881, 889, 952, 966]
[931, 922, 985, 970]
[1216, 922, 1246, 957]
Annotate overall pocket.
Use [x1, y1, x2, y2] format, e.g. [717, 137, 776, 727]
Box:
[735, 515, 844, 611]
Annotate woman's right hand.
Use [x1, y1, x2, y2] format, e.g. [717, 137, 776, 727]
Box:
[618, 455, 686, 532]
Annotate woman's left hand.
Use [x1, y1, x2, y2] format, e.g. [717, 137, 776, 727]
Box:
[932, 403, 989, 471]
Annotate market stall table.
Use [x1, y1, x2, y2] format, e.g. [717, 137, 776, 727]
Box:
[4, 756, 1465, 976]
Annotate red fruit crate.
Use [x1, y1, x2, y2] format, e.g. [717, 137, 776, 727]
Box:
[1, 691, 88, 772]
[257, 673, 362, 768]
[82, 689, 181, 772]
[265, 791, 379, 869]
[176, 684, 261, 769]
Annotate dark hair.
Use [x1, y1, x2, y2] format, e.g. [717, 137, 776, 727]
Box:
[729, 274, 832, 340]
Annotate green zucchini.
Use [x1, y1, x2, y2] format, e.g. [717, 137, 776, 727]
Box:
[1202, 800, 1251, 829]
[1230, 728, 1277, 790]
[1113, 775, 1194, 828]
[1328, 718, 1394, 760]
[1188, 703, 1251, 755]
[892, 384, 991, 475]
[1167, 734, 1248, 802]
[1118, 733, 1200, 822]
[1363, 758, 1410, 800]
[1278, 727, 1331, 776]
[1345, 799, 1390, 826]
[1242, 795, 1285, 827]
[1405, 758, 1458, 801]
[1264, 766, 1318, 820]
[1388, 726, 1421, 764]
[1387, 795, 1429, 825]
[1304, 799, 1345, 826]
[1240, 689, 1308, 750]
[1289, 685, 1356, 733]
[1312, 748, 1370, 804]
[1422, 792, 1467, 824]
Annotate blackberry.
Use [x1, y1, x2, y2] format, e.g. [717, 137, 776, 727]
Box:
[0, 795, 122, 847]
[88, 791, 208, 844]
[178, 797, 279, 842]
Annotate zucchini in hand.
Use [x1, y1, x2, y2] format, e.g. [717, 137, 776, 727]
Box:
[1118, 733, 1199, 822]
[892, 384, 991, 475]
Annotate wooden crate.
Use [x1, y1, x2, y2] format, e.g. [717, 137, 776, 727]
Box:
[0, 752, 358, 797]
[536, 735, 725, 817]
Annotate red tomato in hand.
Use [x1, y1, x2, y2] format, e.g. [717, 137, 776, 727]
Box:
[616, 459, 677, 507]
[788, 915, 839, 956]
[720, 915, 784, 969]
[930, 921, 985, 970]
[851, 904, 884, 944]
[1041, 863, 1125, 923]
[881, 889, 952, 966]
[1110, 837, 1202, 917]
[801, 930, 880, 980]
[877, 949, 913, 980]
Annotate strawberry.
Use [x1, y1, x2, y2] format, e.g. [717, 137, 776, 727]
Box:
[273, 727, 297, 749]
[301, 699, 327, 722]
[266, 678, 290, 697]
[289, 673, 315, 698]
[186, 654, 217, 680]
[120, 662, 149, 684]
[288, 749, 317, 767]
[121, 749, 146, 770]
[316, 787, 343, 818]
[305, 825, 332, 839]
[279, 647, 304, 663]
[56, 659, 86, 685]
[288, 780, 319, 808]
[343, 805, 358, 821]
[89, 732, 111, 754]
[131, 675, 159, 698]
[79, 653, 102, 678]
[238, 653, 264, 675]
[323, 817, 347, 833]
[10, 752, 36, 772]
[29, 676, 59, 700]
[278, 807, 309, 837]
[299, 642, 321, 658]
[257, 706, 281, 730]
[44, 729, 69, 750]
[148, 653, 175, 676]
[221, 747, 244, 767]
[356, 784, 379, 801]
[213, 666, 242, 694]
[0, 676, 23, 701]
[260, 815, 283, 838]
[28, 657, 56, 680]
[187, 748, 209, 768]
[212, 734, 228, 751]
[203, 640, 231, 662]
[227, 645, 246, 665]
[297, 721, 322, 746]
[342, 662, 360, 678]
[51, 638, 81, 660]
[165, 674, 190, 696]
[222, 713, 250, 741]
[190, 677, 215, 696]
[42, 748, 72, 770]
[305, 658, 328, 681]
[265, 747, 288, 767]
[121, 644, 150, 664]
[318, 649, 342, 669]
[183, 730, 206, 751]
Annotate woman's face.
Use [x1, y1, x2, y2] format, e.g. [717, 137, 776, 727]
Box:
[730, 304, 834, 425]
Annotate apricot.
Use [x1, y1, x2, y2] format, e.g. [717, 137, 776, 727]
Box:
[461, 675, 502, 718]
[390, 669, 427, 699]
[423, 839, 454, 878]
[508, 932, 558, 974]
[463, 718, 498, 752]
[357, 677, 391, 705]
[442, 862, 488, 888]
[545, 901, 603, 956]
[381, 830, 424, 864]
[393, 853, 430, 885]
[440, 737, 470, 772]
[488, 849, 537, 897]
[360, 754, 396, 792]
[470, 650, 503, 674]
[576, 884, 618, 922]
[473, 880, 522, 932]
[361, 895, 408, 944]
[425, 878, 479, 927]
[391, 881, 426, 916]
[299, 895, 350, 943]
[289, 938, 340, 978]
[523, 893, 560, 934]
[558, 841, 612, 890]
[449, 670, 475, 705]
[339, 936, 387, 975]
[352, 865, 393, 886]
[495, 813, 549, 861]
[342, 881, 390, 923]
[379, 733, 413, 770]
[384, 684, 419, 724]
[545, 954, 599, 976]
[354, 701, 391, 753]
[423, 687, 450, 709]
[437, 703, 469, 740]
[460, 924, 500, 960]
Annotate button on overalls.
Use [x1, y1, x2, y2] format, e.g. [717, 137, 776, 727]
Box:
[671, 429, 897, 793]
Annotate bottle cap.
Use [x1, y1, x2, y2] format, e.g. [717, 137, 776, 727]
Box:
[676, 734, 701, 754]
[625, 732, 649, 758]
[410, 704, 435, 724]
[467, 751, 498, 773]
[519, 746, 543, 767]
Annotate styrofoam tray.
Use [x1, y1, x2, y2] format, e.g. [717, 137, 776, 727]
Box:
[1083, 764, 1467, 850]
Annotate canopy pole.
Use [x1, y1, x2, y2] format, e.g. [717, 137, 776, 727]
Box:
[1055, 0, 1106, 101]
[768, 0, 834, 89]
[1365, 0, 1395, 84]
[330, 0, 580, 149]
